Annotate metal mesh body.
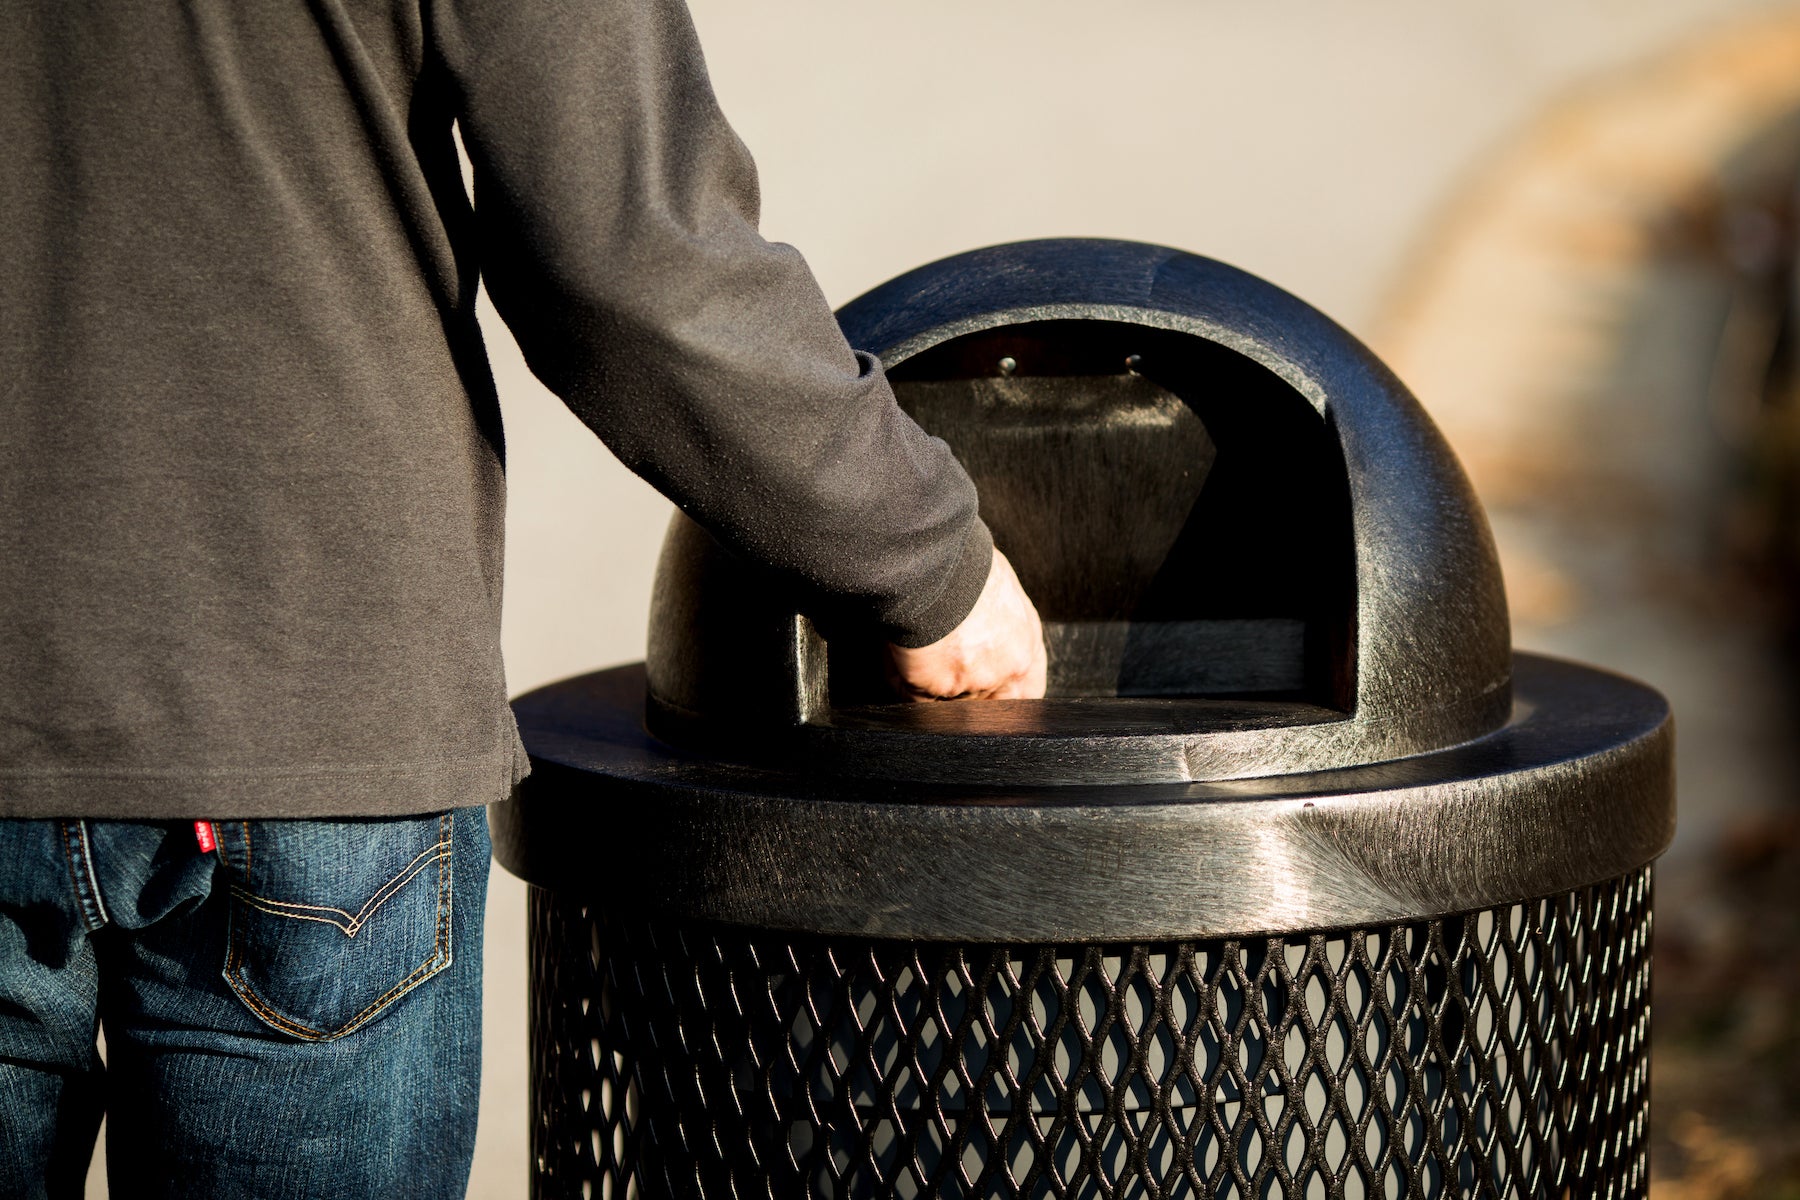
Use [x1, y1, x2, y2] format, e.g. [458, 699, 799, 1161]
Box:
[527, 870, 1650, 1199]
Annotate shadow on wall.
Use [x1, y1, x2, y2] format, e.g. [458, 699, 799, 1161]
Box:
[1372, 11, 1800, 1193]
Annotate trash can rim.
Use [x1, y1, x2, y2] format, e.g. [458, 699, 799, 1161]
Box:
[493, 651, 1672, 941]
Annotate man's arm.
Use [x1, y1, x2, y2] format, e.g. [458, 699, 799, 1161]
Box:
[432, 0, 1040, 693]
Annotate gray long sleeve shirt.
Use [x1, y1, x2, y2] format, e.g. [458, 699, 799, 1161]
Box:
[0, 0, 992, 819]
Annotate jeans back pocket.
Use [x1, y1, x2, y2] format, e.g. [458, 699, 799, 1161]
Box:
[220, 813, 454, 1041]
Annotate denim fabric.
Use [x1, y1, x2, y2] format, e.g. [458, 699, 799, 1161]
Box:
[0, 808, 489, 1200]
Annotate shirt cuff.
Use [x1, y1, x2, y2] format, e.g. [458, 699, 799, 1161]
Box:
[880, 519, 996, 649]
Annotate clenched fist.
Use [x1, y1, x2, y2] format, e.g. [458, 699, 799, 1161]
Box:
[884, 548, 1047, 701]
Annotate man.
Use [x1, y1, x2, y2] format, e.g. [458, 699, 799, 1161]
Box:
[0, 0, 1046, 1195]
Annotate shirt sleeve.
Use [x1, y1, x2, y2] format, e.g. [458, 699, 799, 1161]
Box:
[429, 0, 992, 647]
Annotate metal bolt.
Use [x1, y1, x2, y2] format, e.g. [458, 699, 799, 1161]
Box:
[1125, 354, 1143, 374]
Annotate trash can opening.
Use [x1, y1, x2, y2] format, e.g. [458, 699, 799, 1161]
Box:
[871, 319, 1353, 709]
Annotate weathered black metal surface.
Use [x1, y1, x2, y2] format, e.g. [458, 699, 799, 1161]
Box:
[500, 239, 1674, 1198]
[492, 654, 1670, 942]
[643, 240, 1511, 785]
[527, 869, 1652, 1199]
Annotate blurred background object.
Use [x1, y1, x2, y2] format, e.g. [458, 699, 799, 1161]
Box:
[1372, 16, 1800, 1191]
[91, 3, 1800, 1197]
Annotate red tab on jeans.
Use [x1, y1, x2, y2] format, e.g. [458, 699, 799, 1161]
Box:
[194, 821, 217, 853]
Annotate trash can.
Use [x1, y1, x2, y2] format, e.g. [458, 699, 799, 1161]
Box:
[490, 239, 1673, 1199]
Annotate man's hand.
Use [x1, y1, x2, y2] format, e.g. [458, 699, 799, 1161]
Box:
[885, 549, 1047, 701]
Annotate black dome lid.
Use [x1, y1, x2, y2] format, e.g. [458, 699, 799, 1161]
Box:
[644, 239, 1511, 785]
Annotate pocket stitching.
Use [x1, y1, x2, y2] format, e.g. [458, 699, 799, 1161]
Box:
[223, 814, 454, 1042]
[227, 838, 450, 936]
[228, 938, 448, 1042]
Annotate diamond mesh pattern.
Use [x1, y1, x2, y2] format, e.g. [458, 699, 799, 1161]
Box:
[528, 868, 1650, 1199]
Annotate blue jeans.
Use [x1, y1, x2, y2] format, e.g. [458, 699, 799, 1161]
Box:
[0, 809, 489, 1200]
